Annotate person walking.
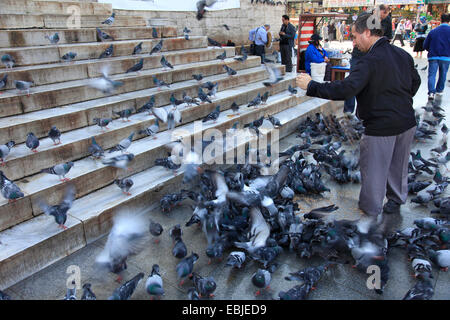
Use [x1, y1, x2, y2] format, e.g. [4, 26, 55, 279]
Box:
[392, 19, 406, 47]
[405, 19, 412, 40]
[279, 15, 296, 73]
[296, 13, 421, 217]
[322, 22, 329, 42]
[423, 13, 450, 100]
[249, 24, 271, 64]
[414, 16, 428, 58]
[339, 21, 346, 42]
[336, 21, 342, 42]
[328, 22, 336, 41]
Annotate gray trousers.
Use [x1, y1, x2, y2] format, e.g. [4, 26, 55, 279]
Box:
[358, 126, 416, 216]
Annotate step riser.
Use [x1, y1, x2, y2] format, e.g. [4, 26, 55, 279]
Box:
[0, 56, 259, 118]
[0, 0, 112, 16]
[1, 47, 234, 89]
[0, 27, 177, 48]
[0, 74, 289, 232]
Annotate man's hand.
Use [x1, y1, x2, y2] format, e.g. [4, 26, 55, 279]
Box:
[324, 57, 330, 63]
[279, 31, 286, 36]
[296, 73, 312, 90]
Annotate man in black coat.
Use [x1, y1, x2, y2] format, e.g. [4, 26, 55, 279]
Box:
[297, 13, 421, 217]
[279, 15, 296, 72]
[380, 5, 393, 40]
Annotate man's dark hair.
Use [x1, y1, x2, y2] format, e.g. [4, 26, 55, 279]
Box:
[379, 4, 388, 12]
[282, 15, 289, 21]
[353, 12, 383, 37]
[442, 13, 450, 23]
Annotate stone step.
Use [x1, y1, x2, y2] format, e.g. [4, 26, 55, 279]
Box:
[0, 14, 147, 30]
[0, 35, 205, 68]
[0, 26, 177, 48]
[0, 70, 288, 232]
[0, 0, 112, 16]
[0, 47, 256, 118]
[0, 46, 233, 89]
[0, 91, 343, 290]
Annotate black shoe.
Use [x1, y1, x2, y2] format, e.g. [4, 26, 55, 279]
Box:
[383, 199, 401, 214]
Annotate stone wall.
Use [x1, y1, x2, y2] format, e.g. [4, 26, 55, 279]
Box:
[114, 0, 287, 46]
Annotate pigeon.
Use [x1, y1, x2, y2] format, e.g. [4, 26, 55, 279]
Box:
[234, 46, 248, 62]
[41, 162, 74, 182]
[198, 87, 212, 104]
[152, 75, 170, 90]
[278, 283, 312, 300]
[48, 126, 62, 145]
[183, 27, 191, 34]
[126, 58, 143, 73]
[197, 0, 219, 20]
[0, 141, 15, 165]
[114, 178, 134, 196]
[233, 207, 270, 254]
[230, 102, 240, 116]
[201, 81, 216, 91]
[202, 105, 220, 123]
[132, 42, 143, 55]
[247, 93, 261, 108]
[192, 74, 203, 82]
[155, 155, 181, 174]
[191, 272, 217, 298]
[63, 281, 77, 300]
[1, 54, 15, 69]
[108, 273, 145, 300]
[99, 44, 114, 59]
[216, 50, 227, 61]
[172, 236, 188, 259]
[263, 64, 284, 87]
[45, 32, 59, 44]
[146, 264, 164, 300]
[0, 74, 7, 92]
[61, 52, 77, 63]
[222, 24, 230, 30]
[97, 212, 149, 281]
[160, 56, 174, 70]
[223, 64, 237, 76]
[187, 287, 200, 300]
[288, 84, 298, 95]
[431, 142, 447, 154]
[226, 251, 246, 269]
[137, 96, 156, 114]
[183, 27, 191, 40]
[0, 171, 24, 203]
[25, 132, 40, 153]
[96, 28, 114, 42]
[139, 119, 160, 139]
[267, 115, 281, 128]
[427, 249, 450, 271]
[14, 80, 33, 96]
[38, 184, 75, 230]
[403, 273, 434, 300]
[102, 153, 135, 170]
[252, 269, 271, 296]
[152, 27, 158, 38]
[109, 132, 135, 154]
[149, 219, 163, 243]
[176, 252, 199, 286]
[152, 106, 181, 130]
[208, 37, 222, 47]
[93, 117, 112, 130]
[101, 12, 116, 25]
[284, 264, 330, 288]
[170, 93, 184, 107]
[207, 82, 219, 98]
[183, 91, 200, 107]
[113, 108, 134, 122]
[0, 290, 11, 300]
[81, 283, 96, 300]
[89, 70, 123, 94]
[261, 91, 269, 105]
[149, 40, 164, 55]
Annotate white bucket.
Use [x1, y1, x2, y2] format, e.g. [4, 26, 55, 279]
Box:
[310, 62, 327, 83]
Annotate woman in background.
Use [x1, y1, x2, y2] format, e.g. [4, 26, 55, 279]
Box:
[304, 34, 329, 75]
[414, 16, 428, 58]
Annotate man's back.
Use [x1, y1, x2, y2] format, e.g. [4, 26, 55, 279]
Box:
[424, 24, 450, 58]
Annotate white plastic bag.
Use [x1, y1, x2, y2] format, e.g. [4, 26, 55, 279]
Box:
[310, 62, 327, 83]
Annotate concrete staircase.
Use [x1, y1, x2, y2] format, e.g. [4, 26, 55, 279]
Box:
[0, 0, 343, 291]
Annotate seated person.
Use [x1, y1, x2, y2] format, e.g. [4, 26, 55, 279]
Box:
[304, 34, 329, 75]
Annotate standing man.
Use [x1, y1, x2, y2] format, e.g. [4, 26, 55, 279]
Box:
[253, 24, 271, 64]
[379, 5, 393, 41]
[405, 19, 412, 40]
[339, 21, 346, 42]
[423, 13, 450, 100]
[279, 15, 296, 73]
[392, 19, 405, 47]
[296, 13, 421, 217]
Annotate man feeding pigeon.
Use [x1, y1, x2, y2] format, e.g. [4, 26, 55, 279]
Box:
[296, 12, 421, 217]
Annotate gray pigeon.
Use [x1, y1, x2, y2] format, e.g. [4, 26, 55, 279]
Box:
[93, 117, 112, 130]
[160, 56, 173, 70]
[261, 91, 269, 105]
[41, 162, 74, 181]
[288, 84, 298, 95]
[149, 219, 163, 243]
[45, 32, 59, 45]
[101, 12, 116, 25]
[81, 283, 96, 300]
[109, 132, 135, 154]
[113, 108, 133, 122]
[89, 74, 123, 94]
[202, 105, 220, 123]
[247, 93, 261, 108]
[152, 27, 158, 38]
[230, 102, 240, 115]
[216, 50, 226, 61]
[0, 290, 11, 300]
[39, 184, 75, 230]
[252, 269, 271, 296]
[108, 273, 145, 300]
[99, 44, 114, 59]
[207, 82, 219, 98]
[234, 46, 248, 62]
[25, 132, 39, 153]
[132, 42, 143, 55]
[192, 74, 203, 82]
[96, 28, 114, 42]
[114, 178, 134, 195]
[0, 74, 7, 91]
[149, 40, 164, 55]
[0, 170, 24, 203]
[139, 119, 160, 139]
[137, 96, 156, 114]
[226, 251, 246, 269]
[146, 264, 164, 300]
[268, 115, 282, 127]
[191, 272, 217, 298]
[152, 75, 170, 90]
[126, 58, 143, 73]
[263, 63, 284, 87]
[198, 87, 212, 104]
[0, 141, 15, 164]
[176, 252, 199, 286]
[61, 52, 77, 63]
[1, 54, 15, 69]
[183, 91, 200, 106]
[403, 273, 434, 300]
[48, 126, 62, 145]
[223, 64, 237, 76]
[102, 153, 135, 170]
[15, 80, 33, 96]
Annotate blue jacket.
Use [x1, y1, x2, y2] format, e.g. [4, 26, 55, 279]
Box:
[423, 23, 450, 61]
[304, 43, 328, 74]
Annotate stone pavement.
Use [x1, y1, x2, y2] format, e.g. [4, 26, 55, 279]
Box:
[2, 42, 449, 300]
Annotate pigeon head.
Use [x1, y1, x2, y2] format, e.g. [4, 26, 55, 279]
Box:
[6, 141, 15, 148]
[151, 264, 160, 275]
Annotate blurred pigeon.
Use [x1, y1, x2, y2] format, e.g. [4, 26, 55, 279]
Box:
[114, 178, 134, 196]
[113, 108, 133, 122]
[202, 105, 221, 123]
[15, 80, 33, 96]
[207, 83, 219, 98]
[96, 28, 114, 42]
[132, 42, 143, 55]
[230, 102, 240, 115]
[81, 283, 96, 300]
[146, 264, 164, 299]
[216, 50, 226, 61]
[268, 115, 282, 127]
[38, 184, 75, 230]
[1, 54, 15, 69]
[288, 84, 298, 95]
[279, 283, 312, 300]
[222, 24, 230, 30]
[261, 91, 269, 105]
[137, 96, 156, 114]
[149, 219, 163, 243]
[139, 119, 160, 139]
[198, 87, 212, 104]
[160, 56, 174, 70]
[187, 287, 200, 300]
[126, 58, 143, 73]
[183, 27, 191, 40]
[252, 268, 271, 296]
[403, 273, 434, 300]
[0, 171, 24, 203]
[48, 126, 62, 145]
[109, 132, 135, 154]
[183, 91, 200, 106]
[0, 141, 15, 165]
[170, 93, 183, 107]
[247, 93, 261, 108]
[176, 252, 199, 286]
[226, 251, 246, 268]
[99, 44, 114, 59]
[41, 162, 74, 181]
[197, 0, 219, 20]
[263, 64, 283, 87]
[0, 290, 10, 300]
[150, 40, 164, 55]
[45, 32, 59, 44]
[101, 12, 115, 25]
[93, 117, 112, 130]
[109, 273, 145, 300]
[192, 74, 203, 82]
[25, 132, 39, 153]
[172, 236, 188, 259]
[152, 75, 170, 90]
[89, 70, 123, 94]
[427, 249, 449, 271]
[0, 74, 7, 91]
[155, 154, 181, 174]
[89, 137, 104, 159]
[223, 64, 237, 76]
[431, 142, 447, 154]
[208, 37, 222, 47]
[234, 47, 248, 62]
[61, 52, 77, 63]
[152, 27, 158, 38]
[191, 272, 216, 298]
[102, 153, 135, 170]
[152, 106, 181, 130]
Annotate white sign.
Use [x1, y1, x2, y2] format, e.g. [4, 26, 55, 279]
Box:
[98, 0, 241, 11]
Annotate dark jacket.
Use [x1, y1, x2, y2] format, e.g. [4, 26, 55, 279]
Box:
[280, 23, 296, 48]
[423, 23, 450, 59]
[306, 37, 421, 136]
[382, 15, 393, 40]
